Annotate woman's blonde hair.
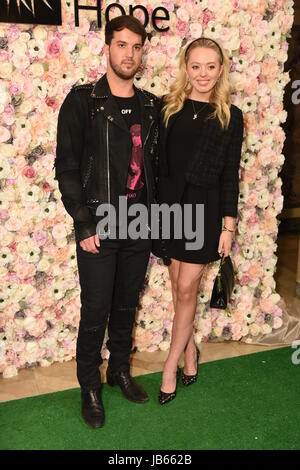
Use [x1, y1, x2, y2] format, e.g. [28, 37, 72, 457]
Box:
[162, 37, 232, 131]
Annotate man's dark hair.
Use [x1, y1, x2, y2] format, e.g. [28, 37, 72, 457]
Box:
[105, 15, 147, 46]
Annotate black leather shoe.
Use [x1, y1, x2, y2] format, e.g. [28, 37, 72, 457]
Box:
[106, 368, 149, 404]
[182, 348, 200, 387]
[81, 387, 105, 428]
[159, 367, 181, 405]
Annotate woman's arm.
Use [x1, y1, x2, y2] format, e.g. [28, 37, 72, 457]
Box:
[218, 107, 244, 256]
[219, 107, 244, 219]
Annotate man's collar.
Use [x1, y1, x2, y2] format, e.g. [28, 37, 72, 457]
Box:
[90, 74, 156, 107]
[90, 74, 110, 99]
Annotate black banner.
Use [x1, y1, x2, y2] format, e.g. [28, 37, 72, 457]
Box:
[0, 0, 62, 25]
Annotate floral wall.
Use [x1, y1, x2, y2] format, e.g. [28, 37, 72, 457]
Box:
[0, 0, 294, 378]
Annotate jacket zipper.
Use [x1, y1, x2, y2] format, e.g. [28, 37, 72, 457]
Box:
[106, 119, 111, 236]
[82, 155, 93, 190]
[143, 120, 154, 232]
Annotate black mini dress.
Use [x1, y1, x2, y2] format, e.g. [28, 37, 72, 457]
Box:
[157, 99, 223, 265]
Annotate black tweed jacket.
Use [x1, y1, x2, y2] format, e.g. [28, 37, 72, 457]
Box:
[159, 103, 244, 218]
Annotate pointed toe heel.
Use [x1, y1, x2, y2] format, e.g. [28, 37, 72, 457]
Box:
[158, 367, 181, 405]
[158, 389, 177, 405]
[182, 348, 200, 387]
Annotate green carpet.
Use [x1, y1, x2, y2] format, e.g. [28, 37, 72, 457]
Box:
[0, 347, 299, 450]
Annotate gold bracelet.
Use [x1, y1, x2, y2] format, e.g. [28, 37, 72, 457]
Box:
[222, 226, 235, 233]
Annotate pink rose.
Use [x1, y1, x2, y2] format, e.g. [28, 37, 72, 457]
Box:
[33, 230, 47, 247]
[9, 241, 17, 252]
[243, 166, 258, 184]
[274, 317, 283, 329]
[248, 213, 259, 224]
[255, 313, 265, 325]
[45, 97, 59, 110]
[260, 298, 275, 313]
[273, 306, 282, 317]
[248, 262, 263, 280]
[9, 82, 22, 95]
[46, 38, 62, 58]
[0, 210, 9, 220]
[244, 77, 258, 95]
[0, 50, 9, 61]
[88, 69, 99, 81]
[240, 275, 250, 285]
[7, 24, 20, 41]
[247, 192, 258, 207]
[22, 166, 36, 179]
[42, 182, 51, 192]
[202, 10, 213, 26]
[176, 20, 189, 36]
[4, 104, 14, 116]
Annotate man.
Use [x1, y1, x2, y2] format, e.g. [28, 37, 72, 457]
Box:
[54, 15, 159, 429]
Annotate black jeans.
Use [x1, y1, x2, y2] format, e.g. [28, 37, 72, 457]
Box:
[75, 236, 151, 391]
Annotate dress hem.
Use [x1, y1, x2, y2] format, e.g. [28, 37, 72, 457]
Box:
[168, 253, 221, 265]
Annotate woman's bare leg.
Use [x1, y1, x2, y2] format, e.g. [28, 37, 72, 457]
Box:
[183, 264, 206, 374]
[161, 261, 205, 393]
[168, 258, 180, 310]
[168, 259, 203, 375]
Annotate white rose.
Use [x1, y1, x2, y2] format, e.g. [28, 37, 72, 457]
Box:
[270, 293, 280, 304]
[0, 144, 16, 157]
[194, 332, 203, 345]
[19, 100, 34, 114]
[37, 258, 51, 272]
[55, 238, 68, 248]
[30, 62, 44, 78]
[161, 290, 173, 302]
[79, 46, 90, 60]
[40, 359, 52, 367]
[159, 341, 170, 351]
[0, 63, 13, 79]
[274, 317, 283, 329]
[3, 365, 18, 378]
[33, 27, 48, 41]
[255, 48, 264, 61]
[277, 50, 288, 63]
[12, 40, 27, 55]
[249, 323, 261, 336]
[213, 326, 223, 337]
[262, 324, 272, 335]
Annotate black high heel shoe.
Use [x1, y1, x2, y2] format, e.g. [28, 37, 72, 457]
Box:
[158, 367, 181, 405]
[182, 348, 200, 387]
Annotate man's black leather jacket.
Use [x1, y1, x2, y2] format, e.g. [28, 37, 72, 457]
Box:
[54, 74, 160, 242]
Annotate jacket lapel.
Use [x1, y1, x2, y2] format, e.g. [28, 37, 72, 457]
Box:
[135, 87, 156, 147]
[90, 74, 129, 134]
[164, 107, 185, 143]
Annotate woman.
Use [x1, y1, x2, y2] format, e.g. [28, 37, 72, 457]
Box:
[153, 37, 244, 404]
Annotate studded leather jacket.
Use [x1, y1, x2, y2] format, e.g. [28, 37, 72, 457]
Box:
[54, 74, 160, 242]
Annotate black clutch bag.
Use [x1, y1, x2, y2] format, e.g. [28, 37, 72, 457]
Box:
[210, 255, 234, 309]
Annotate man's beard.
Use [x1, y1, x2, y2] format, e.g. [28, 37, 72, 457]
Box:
[109, 54, 140, 80]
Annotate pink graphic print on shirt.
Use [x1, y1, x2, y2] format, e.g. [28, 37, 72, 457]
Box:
[127, 124, 144, 191]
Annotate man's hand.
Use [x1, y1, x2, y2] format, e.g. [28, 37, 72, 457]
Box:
[79, 234, 101, 254]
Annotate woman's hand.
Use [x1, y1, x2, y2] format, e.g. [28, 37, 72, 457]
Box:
[218, 230, 233, 257]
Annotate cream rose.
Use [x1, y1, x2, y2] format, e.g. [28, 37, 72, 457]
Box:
[30, 62, 45, 78]
[33, 27, 48, 41]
